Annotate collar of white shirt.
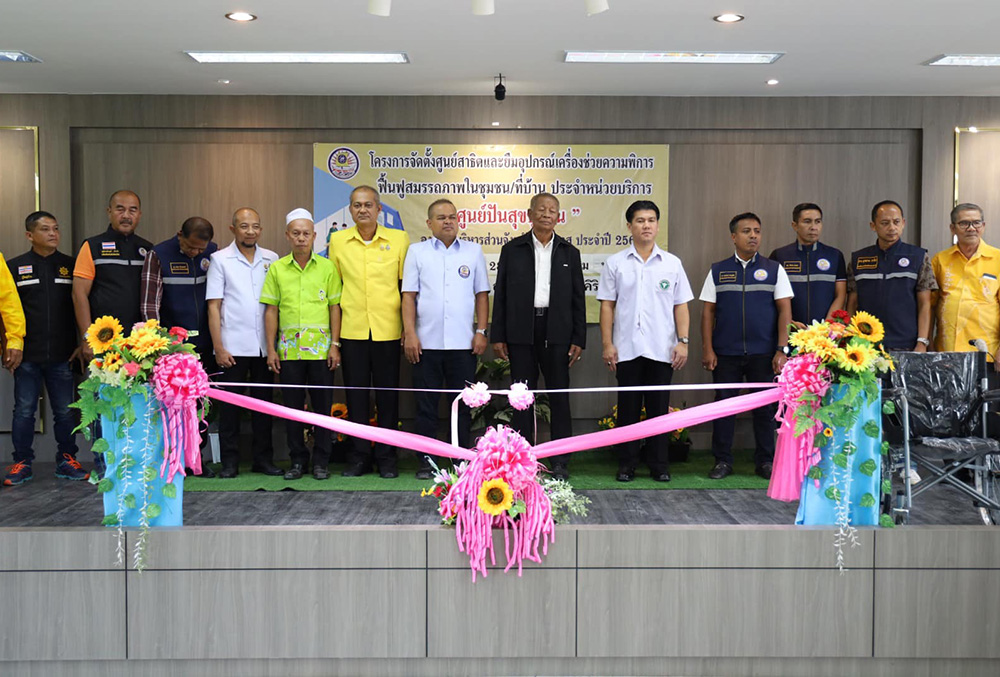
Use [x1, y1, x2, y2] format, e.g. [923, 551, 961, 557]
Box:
[531, 232, 554, 250]
[628, 243, 664, 262]
[225, 241, 267, 265]
[734, 251, 758, 267]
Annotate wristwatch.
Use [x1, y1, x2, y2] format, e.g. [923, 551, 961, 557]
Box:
[779, 345, 791, 356]
[916, 337, 930, 346]
[677, 336, 689, 344]
[332, 341, 342, 348]
[475, 328, 487, 336]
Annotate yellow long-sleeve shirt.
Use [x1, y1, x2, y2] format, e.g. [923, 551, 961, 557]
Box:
[932, 241, 1000, 359]
[0, 252, 26, 351]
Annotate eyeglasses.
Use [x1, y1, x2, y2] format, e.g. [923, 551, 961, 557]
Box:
[955, 220, 984, 230]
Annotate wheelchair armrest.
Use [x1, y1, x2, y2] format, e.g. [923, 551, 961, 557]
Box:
[982, 389, 1000, 403]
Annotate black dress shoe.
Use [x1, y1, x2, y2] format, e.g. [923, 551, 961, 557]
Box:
[652, 471, 672, 482]
[313, 466, 330, 480]
[380, 467, 399, 479]
[415, 466, 433, 480]
[341, 463, 372, 477]
[219, 464, 239, 479]
[185, 465, 216, 478]
[708, 462, 734, 480]
[755, 462, 773, 480]
[251, 462, 284, 476]
[616, 469, 635, 482]
[551, 463, 570, 481]
[284, 464, 305, 480]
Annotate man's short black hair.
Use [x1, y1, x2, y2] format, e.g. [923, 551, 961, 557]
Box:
[25, 210, 56, 231]
[626, 200, 660, 222]
[180, 216, 214, 242]
[729, 212, 761, 234]
[792, 203, 823, 221]
[871, 200, 903, 223]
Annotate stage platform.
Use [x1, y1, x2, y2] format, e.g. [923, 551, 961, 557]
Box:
[2, 466, 998, 677]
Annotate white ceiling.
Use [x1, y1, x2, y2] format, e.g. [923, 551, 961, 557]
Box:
[1, 0, 1000, 97]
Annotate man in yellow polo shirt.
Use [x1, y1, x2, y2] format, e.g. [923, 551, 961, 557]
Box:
[327, 186, 410, 478]
[262, 208, 342, 481]
[932, 202, 1000, 367]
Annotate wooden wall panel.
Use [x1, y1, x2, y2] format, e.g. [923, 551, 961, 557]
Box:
[0, 127, 37, 257]
[956, 129, 1000, 237]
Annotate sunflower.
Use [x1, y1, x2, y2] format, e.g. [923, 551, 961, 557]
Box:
[797, 334, 841, 361]
[330, 402, 348, 418]
[789, 323, 828, 351]
[102, 352, 124, 372]
[848, 311, 885, 344]
[823, 427, 834, 438]
[86, 316, 123, 354]
[837, 342, 877, 373]
[477, 478, 514, 516]
[130, 333, 170, 359]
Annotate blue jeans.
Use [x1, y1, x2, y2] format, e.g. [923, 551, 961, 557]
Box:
[12, 361, 79, 463]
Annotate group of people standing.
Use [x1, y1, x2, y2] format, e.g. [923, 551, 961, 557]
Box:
[1, 187, 996, 488]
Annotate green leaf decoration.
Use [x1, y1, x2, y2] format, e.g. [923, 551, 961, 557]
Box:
[143, 466, 157, 482]
[794, 404, 814, 420]
[104, 450, 116, 466]
[814, 434, 829, 448]
[795, 416, 815, 437]
[825, 486, 842, 502]
[101, 514, 120, 527]
[807, 465, 824, 480]
[842, 441, 857, 455]
[798, 392, 819, 403]
[881, 440, 890, 456]
[92, 438, 110, 454]
[116, 465, 126, 480]
[882, 400, 896, 415]
[507, 499, 526, 518]
[145, 503, 162, 519]
[833, 453, 849, 469]
[123, 493, 137, 509]
[120, 454, 136, 469]
[879, 514, 895, 528]
[97, 478, 114, 493]
[162, 483, 177, 499]
[858, 459, 877, 476]
[859, 493, 877, 508]
[863, 419, 880, 439]
[881, 479, 892, 494]
[87, 472, 99, 485]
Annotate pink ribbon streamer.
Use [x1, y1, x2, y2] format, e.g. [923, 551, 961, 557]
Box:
[153, 353, 210, 483]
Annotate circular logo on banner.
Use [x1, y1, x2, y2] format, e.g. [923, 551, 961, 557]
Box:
[138, 247, 147, 257]
[327, 147, 360, 180]
[659, 279, 670, 290]
[200, 258, 210, 271]
[458, 265, 471, 278]
[898, 257, 910, 267]
[753, 268, 769, 281]
[816, 258, 831, 271]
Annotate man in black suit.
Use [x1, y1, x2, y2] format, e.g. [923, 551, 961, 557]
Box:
[490, 192, 586, 479]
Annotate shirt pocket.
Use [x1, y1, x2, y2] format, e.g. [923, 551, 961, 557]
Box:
[979, 274, 999, 300]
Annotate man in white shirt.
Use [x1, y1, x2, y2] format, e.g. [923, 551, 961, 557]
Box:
[206, 207, 281, 478]
[700, 212, 794, 481]
[598, 200, 693, 482]
[402, 199, 490, 478]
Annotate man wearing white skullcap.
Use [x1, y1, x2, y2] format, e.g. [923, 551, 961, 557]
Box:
[260, 208, 343, 481]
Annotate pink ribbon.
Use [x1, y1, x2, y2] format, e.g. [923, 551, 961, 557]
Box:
[153, 353, 210, 483]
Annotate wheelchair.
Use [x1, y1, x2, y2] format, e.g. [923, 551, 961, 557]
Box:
[882, 350, 1000, 525]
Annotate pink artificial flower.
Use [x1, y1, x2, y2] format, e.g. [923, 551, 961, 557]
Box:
[123, 362, 141, 377]
[461, 382, 491, 408]
[168, 326, 188, 341]
[507, 382, 535, 411]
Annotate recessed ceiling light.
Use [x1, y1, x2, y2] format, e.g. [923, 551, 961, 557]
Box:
[928, 54, 1000, 67]
[491, 121, 501, 126]
[0, 50, 41, 63]
[185, 51, 409, 64]
[713, 13, 744, 23]
[218, 79, 231, 84]
[225, 11, 257, 22]
[564, 51, 782, 64]
[766, 78, 779, 85]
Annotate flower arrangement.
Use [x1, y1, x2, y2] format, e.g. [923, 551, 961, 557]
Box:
[469, 358, 551, 429]
[72, 316, 209, 571]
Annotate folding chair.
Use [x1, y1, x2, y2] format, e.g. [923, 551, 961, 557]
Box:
[883, 351, 1000, 525]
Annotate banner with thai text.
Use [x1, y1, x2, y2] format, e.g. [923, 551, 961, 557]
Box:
[313, 143, 669, 322]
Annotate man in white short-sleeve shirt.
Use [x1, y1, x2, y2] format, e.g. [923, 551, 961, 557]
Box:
[402, 199, 490, 479]
[206, 207, 281, 478]
[598, 200, 694, 483]
[699, 212, 793, 481]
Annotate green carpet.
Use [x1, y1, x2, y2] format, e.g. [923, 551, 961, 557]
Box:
[184, 449, 769, 492]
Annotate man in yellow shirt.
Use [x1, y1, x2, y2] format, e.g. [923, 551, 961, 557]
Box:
[932, 202, 1000, 367]
[327, 186, 410, 478]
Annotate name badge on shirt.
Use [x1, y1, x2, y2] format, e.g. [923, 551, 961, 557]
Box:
[856, 256, 878, 270]
[983, 273, 997, 281]
[718, 271, 737, 283]
[782, 261, 802, 273]
[169, 262, 190, 275]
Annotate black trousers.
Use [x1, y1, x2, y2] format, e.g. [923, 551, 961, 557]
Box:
[507, 309, 572, 466]
[711, 353, 776, 466]
[413, 349, 476, 453]
[218, 356, 275, 468]
[341, 337, 401, 470]
[616, 356, 673, 474]
[279, 359, 333, 468]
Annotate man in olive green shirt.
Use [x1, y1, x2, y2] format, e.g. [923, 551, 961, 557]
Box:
[261, 209, 342, 480]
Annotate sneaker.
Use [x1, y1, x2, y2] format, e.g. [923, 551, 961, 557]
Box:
[92, 453, 107, 480]
[3, 461, 33, 486]
[55, 454, 89, 481]
[900, 467, 922, 485]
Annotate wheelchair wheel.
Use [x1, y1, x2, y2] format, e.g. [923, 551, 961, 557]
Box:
[974, 453, 1000, 525]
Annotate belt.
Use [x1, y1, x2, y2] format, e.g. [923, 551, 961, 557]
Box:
[534, 307, 548, 317]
